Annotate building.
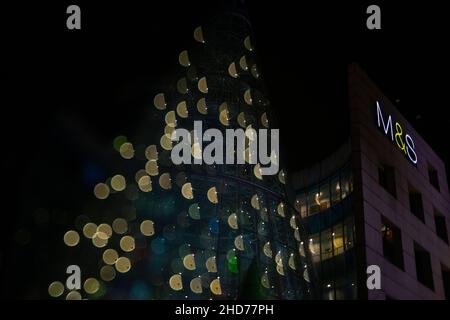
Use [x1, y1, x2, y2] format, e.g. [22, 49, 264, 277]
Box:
[291, 64, 450, 300]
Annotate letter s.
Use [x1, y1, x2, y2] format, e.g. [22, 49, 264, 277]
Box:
[405, 134, 418, 165]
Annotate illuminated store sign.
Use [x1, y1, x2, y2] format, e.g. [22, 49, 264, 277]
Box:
[376, 101, 418, 165]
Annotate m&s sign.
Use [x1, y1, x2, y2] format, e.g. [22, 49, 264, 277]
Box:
[376, 101, 418, 165]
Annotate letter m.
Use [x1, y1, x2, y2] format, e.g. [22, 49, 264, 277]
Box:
[376, 101, 393, 141]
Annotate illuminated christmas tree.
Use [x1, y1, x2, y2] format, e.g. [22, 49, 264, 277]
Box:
[49, 2, 315, 300]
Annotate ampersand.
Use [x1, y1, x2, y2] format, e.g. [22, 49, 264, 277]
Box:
[395, 122, 406, 154]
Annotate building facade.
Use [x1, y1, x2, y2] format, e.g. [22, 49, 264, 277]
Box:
[291, 64, 450, 300]
[291, 142, 356, 299]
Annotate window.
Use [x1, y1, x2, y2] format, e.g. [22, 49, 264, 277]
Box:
[381, 217, 404, 270]
[378, 164, 396, 198]
[319, 183, 331, 210]
[308, 187, 321, 215]
[434, 209, 448, 244]
[442, 264, 450, 300]
[296, 194, 307, 218]
[331, 175, 341, 205]
[344, 217, 354, 250]
[409, 186, 424, 222]
[321, 228, 333, 261]
[414, 243, 434, 291]
[309, 233, 320, 263]
[428, 165, 440, 192]
[322, 282, 335, 300]
[332, 223, 344, 256]
[341, 168, 351, 200]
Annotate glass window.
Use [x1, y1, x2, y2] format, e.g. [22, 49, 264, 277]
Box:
[334, 287, 346, 300]
[409, 186, 424, 223]
[296, 193, 307, 218]
[319, 182, 331, 210]
[434, 209, 449, 244]
[322, 283, 335, 300]
[333, 223, 344, 256]
[341, 169, 350, 200]
[378, 164, 396, 198]
[348, 168, 353, 193]
[331, 175, 341, 204]
[381, 216, 404, 270]
[307, 187, 320, 216]
[321, 228, 333, 261]
[309, 233, 320, 263]
[428, 165, 440, 192]
[344, 217, 354, 250]
[414, 243, 434, 291]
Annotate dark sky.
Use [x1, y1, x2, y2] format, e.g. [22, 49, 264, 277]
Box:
[5, 1, 449, 170]
[246, 1, 450, 172]
[5, 0, 450, 169]
[3, 1, 449, 200]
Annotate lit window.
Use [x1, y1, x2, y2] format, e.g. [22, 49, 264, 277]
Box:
[307, 187, 320, 215]
[332, 224, 344, 256]
[331, 175, 341, 204]
[319, 183, 331, 210]
[381, 217, 404, 270]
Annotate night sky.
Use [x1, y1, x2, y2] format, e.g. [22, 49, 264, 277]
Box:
[5, 1, 449, 169]
[2, 1, 450, 297]
[246, 1, 450, 171]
